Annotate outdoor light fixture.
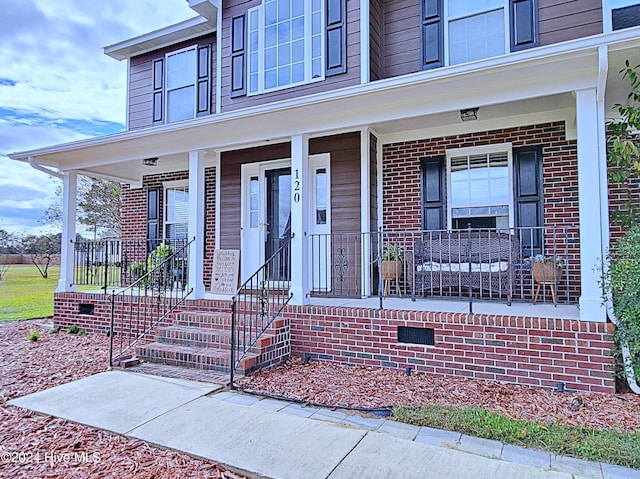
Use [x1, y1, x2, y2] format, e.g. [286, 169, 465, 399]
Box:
[143, 157, 158, 166]
[460, 107, 479, 121]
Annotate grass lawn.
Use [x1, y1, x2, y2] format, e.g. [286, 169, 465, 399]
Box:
[0, 265, 60, 321]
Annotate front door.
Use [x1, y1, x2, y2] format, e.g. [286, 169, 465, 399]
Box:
[241, 161, 291, 282]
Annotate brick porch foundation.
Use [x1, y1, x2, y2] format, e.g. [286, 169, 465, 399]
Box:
[54, 293, 615, 393]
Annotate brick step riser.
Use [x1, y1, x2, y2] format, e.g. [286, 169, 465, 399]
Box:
[137, 346, 255, 375]
[157, 327, 274, 350]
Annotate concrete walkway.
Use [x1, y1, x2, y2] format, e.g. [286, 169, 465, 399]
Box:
[9, 371, 635, 479]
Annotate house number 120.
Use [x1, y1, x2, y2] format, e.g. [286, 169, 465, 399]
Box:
[293, 169, 301, 203]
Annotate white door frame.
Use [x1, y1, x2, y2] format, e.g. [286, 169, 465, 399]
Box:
[240, 159, 291, 282]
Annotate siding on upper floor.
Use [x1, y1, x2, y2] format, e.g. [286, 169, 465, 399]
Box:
[373, 0, 603, 82]
[128, 34, 217, 130]
[219, 0, 361, 113]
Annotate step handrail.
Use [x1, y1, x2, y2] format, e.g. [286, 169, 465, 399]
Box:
[230, 234, 293, 387]
[108, 238, 195, 367]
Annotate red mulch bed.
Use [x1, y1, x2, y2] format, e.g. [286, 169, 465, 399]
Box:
[0, 320, 244, 479]
[238, 357, 640, 432]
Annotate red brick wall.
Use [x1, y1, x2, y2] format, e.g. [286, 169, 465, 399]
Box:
[382, 121, 581, 302]
[121, 168, 217, 288]
[53, 293, 615, 393]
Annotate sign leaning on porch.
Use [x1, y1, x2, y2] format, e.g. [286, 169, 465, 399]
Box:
[210, 249, 240, 295]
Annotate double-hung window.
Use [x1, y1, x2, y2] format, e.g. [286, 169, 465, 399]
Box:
[447, 146, 512, 230]
[420, 0, 537, 70]
[247, 0, 324, 94]
[165, 47, 197, 122]
[164, 183, 189, 241]
[447, 1, 507, 65]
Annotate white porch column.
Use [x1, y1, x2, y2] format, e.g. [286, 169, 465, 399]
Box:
[57, 171, 77, 293]
[360, 129, 371, 296]
[188, 150, 206, 299]
[575, 88, 606, 322]
[290, 135, 310, 305]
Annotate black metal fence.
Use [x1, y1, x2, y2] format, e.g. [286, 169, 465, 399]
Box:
[73, 238, 189, 290]
[108, 238, 194, 366]
[309, 226, 577, 305]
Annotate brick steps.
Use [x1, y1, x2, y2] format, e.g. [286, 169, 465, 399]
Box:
[136, 310, 281, 375]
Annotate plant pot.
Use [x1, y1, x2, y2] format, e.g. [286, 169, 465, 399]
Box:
[381, 260, 403, 279]
[533, 263, 563, 283]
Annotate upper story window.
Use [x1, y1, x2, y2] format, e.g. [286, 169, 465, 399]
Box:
[230, 0, 346, 98]
[166, 47, 197, 122]
[247, 0, 324, 95]
[605, 1, 640, 31]
[421, 0, 538, 70]
[152, 44, 211, 124]
[447, 1, 507, 65]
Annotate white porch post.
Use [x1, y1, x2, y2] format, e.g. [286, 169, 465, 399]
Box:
[575, 88, 606, 322]
[57, 171, 77, 293]
[290, 135, 310, 305]
[360, 129, 371, 296]
[188, 150, 206, 298]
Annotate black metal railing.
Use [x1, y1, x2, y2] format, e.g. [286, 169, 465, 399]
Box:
[230, 234, 293, 387]
[73, 238, 189, 290]
[309, 226, 577, 306]
[108, 238, 194, 366]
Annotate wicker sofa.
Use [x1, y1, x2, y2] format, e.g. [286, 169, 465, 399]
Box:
[408, 231, 520, 304]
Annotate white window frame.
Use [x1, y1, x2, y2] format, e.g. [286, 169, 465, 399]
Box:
[247, 0, 325, 95]
[443, 1, 510, 66]
[310, 153, 331, 229]
[603, 0, 640, 32]
[165, 45, 198, 123]
[163, 180, 189, 240]
[445, 143, 514, 230]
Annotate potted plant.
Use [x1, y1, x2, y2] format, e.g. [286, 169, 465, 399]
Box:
[381, 243, 404, 280]
[532, 254, 565, 283]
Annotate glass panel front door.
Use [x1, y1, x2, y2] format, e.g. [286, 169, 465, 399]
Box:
[265, 168, 291, 281]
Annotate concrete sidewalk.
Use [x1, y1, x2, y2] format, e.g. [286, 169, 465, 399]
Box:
[8, 371, 635, 479]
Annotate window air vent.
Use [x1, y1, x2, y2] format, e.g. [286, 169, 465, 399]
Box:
[398, 326, 434, 346]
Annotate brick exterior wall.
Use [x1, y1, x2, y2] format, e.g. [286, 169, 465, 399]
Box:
[121, 168, 217, 288]
[53, 293, 615, 393]
[382, 121, 581, 302]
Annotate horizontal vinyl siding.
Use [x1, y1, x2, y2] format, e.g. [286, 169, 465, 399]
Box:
[310, 132, 361, 235]
[127, 34, 217, 131]
[219, 143, 292, 250]
[539, 0, 602, 45]
[381, 0, 420, 79]
[220, 0, 361, 112]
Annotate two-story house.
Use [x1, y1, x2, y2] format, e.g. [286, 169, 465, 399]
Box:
[10, 0, 640, 393]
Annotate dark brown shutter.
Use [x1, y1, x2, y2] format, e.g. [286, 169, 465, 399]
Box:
[147, 188, 160, 252]
[513, 146, 543, 256]
[420, 0, 443, 70]
[325, 0, 347, 76]
[421, 156, 445, 230]
[152, 59, 164, 123]
[230, 14, 247, 98]
[197, 45, 211, 114]
[510, 0, 538, 52]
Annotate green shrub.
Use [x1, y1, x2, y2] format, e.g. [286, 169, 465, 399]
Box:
[604, 226, 640, 380]
[66, 325, 86, 335]
[28, 330, 40, 341]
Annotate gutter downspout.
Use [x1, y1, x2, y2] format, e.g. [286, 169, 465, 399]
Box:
[28, 156, 64, 179]
[597, 46, 640, 394]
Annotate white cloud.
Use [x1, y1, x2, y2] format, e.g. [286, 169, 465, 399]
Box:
[0, 0, 197, 234]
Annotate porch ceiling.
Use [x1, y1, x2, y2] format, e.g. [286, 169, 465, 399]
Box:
[9, 28, 640, 184]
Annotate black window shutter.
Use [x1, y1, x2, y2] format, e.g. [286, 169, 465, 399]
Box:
[420, 0, 444, 70]
[147, 188, 160, 252]
[510, 0, 538, 52]
[197, 44, 211, 114]
[230, 14, 247, 98]
[513, 146, 543, 257]
[325, 0, 347, 76]
[152, 59, 164, 123]
[420, 156, 445, 230]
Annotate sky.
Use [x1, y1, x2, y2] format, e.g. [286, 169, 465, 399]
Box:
[0, 0, 196, 236]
